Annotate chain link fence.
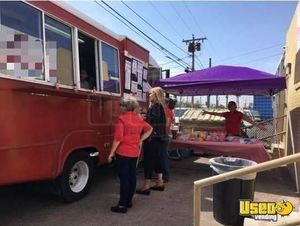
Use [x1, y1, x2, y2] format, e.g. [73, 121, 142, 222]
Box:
[241, 115, 286, 155]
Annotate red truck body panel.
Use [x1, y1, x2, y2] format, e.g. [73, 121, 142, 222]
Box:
[0, 1, 150, 186]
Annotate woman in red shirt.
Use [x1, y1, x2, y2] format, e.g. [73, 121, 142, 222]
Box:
[108, 96, 152, 213]
[163, 98, 176, 182]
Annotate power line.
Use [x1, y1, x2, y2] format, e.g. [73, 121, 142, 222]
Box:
[182, 1, 221, 62]
[182, 1, 206, 37]
[100, 0, 190, 68]
[121, 1, 188, 56]
[235, 52, 282, 65]
[95, 0, 190, 69]
[95, 1, 188, 70]
[169, 2, 194, 35]
[215, 43, 284, 64]
[195, 55, 205, 69]
[148, 1, 183, 42]
[160, 55, 191, 66]
[93, 1, 168, 62]
[168, 64, 186, 70]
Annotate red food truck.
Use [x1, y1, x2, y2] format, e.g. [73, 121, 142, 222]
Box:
[0, 1, 156, 202]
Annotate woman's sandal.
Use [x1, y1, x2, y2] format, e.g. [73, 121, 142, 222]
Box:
[136, 188, 151, 195]
[150, 185, 165, 191]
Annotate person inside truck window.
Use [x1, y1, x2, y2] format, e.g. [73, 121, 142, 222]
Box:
[80, 69, 91, 89]
[108, 95, 152, 213]
[203, 101, 266, 136]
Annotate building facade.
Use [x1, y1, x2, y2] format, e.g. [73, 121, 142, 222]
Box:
[276, 2, 300, 193]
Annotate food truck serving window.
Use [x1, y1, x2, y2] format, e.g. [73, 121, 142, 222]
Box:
[45, 16, 73, 85]
[101, 42, 120, 94]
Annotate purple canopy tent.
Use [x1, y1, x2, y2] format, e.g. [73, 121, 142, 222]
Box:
[158, 65, 286, 96]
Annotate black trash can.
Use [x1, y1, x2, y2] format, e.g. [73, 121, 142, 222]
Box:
[209, 157, 257, 226]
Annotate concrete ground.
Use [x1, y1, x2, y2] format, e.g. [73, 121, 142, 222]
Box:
[0, 156, 299, 226]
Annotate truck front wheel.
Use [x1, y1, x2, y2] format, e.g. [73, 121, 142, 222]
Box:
[59, 152, 94, 202]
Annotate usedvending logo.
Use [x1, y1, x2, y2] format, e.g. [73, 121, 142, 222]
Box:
[239, 200, 294, 221]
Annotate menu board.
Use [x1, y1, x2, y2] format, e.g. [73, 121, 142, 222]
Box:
[125, 58, 132, 90]
[124, 57, 151, 102]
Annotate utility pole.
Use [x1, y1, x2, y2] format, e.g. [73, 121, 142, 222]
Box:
[212, 57, 219, 108]
[162, 69, 170, 98]
[226, 95, 229, 107]
[183, 34, 207, 108]
[207, 58, 211, 108]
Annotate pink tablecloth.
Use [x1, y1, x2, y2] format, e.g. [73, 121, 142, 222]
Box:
[170, 140, 271, 163]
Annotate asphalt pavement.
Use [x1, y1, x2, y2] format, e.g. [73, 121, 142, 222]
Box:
[0, 156, 299, 226]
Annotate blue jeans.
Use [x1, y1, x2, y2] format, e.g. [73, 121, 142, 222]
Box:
[162, 135, 172, 181]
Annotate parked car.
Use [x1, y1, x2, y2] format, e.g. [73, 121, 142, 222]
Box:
[174, 107, 189, 126]
[244, 109, 262, 122]
[243, 109, 262, 127]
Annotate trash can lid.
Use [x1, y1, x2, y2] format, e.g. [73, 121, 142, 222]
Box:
[209, 157, 257, 170]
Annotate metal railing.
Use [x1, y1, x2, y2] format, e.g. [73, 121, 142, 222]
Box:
[193, 152, 300, 226]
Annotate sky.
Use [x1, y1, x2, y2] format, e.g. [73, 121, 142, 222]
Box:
[67, 0, 298, 107]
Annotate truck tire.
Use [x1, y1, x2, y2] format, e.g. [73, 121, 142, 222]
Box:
[59, 152, 94, 202]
